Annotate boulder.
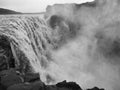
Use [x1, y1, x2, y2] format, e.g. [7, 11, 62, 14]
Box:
[87, 87, 105, 90]
[30, 81, 45, 90]
[45, 85, 59, 90]
[0, 69, 20, 77]
[7, 83, 32, 90]
[1, 74, 23, 88]
[0, 83, 6, 90]
[24, 73, 40, 82]
[56, 80, 82, 90]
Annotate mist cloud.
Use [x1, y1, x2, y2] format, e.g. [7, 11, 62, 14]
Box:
[43, 0, 120, 90]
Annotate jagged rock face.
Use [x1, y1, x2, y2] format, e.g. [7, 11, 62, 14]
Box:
[0, 69, 103, 90]
[43, 0, 120, 90]
[0, 36, 15, 71]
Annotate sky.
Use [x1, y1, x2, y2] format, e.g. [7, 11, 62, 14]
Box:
[0, 0, 94, 13]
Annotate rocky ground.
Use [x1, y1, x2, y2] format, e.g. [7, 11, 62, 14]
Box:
[0, 68, 105, 90]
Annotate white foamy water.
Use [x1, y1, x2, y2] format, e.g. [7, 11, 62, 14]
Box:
[0, 14, 52, 74]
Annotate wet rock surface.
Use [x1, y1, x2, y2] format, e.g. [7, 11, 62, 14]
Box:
[87, 87, 105, 90]
[0, 69, 105, 90]
[23, 73, 40, 82]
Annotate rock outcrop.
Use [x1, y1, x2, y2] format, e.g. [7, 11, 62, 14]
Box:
[0, 69, 105, 90]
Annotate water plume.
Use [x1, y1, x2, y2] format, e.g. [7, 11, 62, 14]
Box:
[44, 0, 120, 90]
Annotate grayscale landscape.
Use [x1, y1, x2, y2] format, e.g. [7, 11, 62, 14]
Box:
[0, 0, 120, 90]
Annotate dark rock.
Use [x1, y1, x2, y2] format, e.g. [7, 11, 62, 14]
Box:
[0, 69, 23, 88]
[24, 73, 40, 82]
[0, 56, 9, 71]
[31, 81, 45, 90]
[56, 80, 82, 90]
[46, 85, 59, 90]
[0, 36, 16, 71]
[0, 83, 6, 90]
[1, 74, 23, 88]
[8, 81, 45, 90]
[7, 83, 32, 90]
[87, 87, 105, 90]
[0, 69, 20, 77]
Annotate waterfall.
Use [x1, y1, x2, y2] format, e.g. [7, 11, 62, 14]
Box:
[0, 15, 52, 75]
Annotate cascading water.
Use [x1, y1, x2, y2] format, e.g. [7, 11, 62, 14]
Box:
[0, 15, 53, 75]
